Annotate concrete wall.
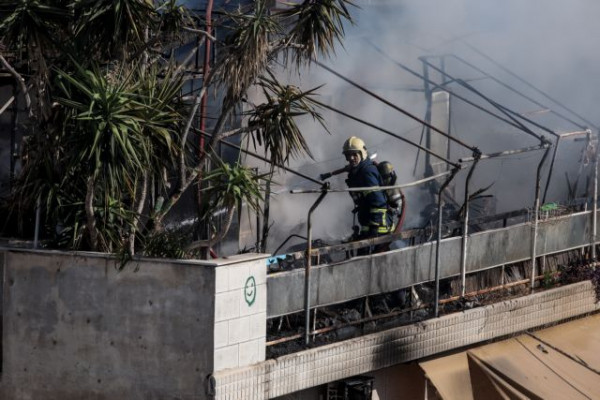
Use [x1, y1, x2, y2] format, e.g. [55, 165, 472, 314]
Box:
[213, 280, 600, 399]
[0, 249, 268, 400]
[273, 362, 426, 400]
[213, 256, 267, 371]
[268, 211, 596, 316]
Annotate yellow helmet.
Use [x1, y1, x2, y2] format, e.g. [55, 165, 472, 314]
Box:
[342, 136, 367, 160]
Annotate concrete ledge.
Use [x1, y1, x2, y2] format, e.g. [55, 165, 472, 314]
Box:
[211, 281, 600, 399]
[0, 249, 270, 400]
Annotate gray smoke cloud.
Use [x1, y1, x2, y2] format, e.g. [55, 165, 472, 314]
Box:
[243, 0, 600, 254]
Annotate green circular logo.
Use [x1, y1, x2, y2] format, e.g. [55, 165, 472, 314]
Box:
[244, 276, 256, 306]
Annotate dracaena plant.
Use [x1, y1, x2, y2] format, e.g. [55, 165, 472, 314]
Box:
[186, 155, 268, 251]
[1, 0, 356, 258]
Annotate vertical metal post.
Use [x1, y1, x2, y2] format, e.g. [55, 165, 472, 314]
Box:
[33, 196, 41, 249]
[304, 185, 328, 345]
[530, 145, 551, 292]
[460, 153, 480, 297]
[254, 168, 261, 250]
[435, 168, 460, 317]
[261, 178, 272, 253]
[10, 83, 18, 187]
[592, 131, 598, 260]
[542, 136, 560, 204]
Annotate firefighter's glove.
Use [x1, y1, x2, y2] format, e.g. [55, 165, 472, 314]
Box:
[319, 172, 332, 181]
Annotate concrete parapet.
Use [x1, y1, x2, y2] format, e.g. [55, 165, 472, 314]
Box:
[212, 280, 600, 399]
[0, 248, 269, 400]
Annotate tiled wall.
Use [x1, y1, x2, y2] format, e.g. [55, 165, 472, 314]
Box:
[214, 257, 267, 371]
[212, 280, 600, 399]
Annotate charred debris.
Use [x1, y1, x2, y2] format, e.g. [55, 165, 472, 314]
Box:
[260, 49, 600, 358]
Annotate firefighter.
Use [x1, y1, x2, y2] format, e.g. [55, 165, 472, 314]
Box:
[341, 136, 394, 242]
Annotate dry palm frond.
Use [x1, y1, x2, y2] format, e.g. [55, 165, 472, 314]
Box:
[246, 74, 329, 166]
[279, 0, 356, 65]
[213, 0, 282, 107]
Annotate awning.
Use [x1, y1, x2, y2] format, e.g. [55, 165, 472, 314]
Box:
[419, 314, 600, 399]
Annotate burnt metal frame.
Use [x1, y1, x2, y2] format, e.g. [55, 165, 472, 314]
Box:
[285, 50, 600, 341]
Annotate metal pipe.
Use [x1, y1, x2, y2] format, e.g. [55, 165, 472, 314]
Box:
[10, 83, 18, 186]
[304, 185, 329, 345]
[592, 132, 599, 260]
[435, 167, 460, 317]
[314, 61, 477, 152]
[363, 40, 537, 138]
[422, 59, 433, 176]
[291, 169, 459, 195]
[460, 152, 481, 296]
[260, 178, 272, 253]
[199, 0, 213, 146]
[465, 43, 600, 131]
[542, 136, 561, 204]
[530, 146, 552, 292]
[457, 78, 559, 139]
[420, 58, 549, 141]
[459, 143, 549, 163]
[33, 195, 41, 249]
[422, 56, 560, 140]
[558, 130, 591, 139]
[313, 100, 459, 168]
[449, 54, 587, 130]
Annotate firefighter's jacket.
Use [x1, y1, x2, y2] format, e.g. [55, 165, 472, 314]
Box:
[346, 159, 393, 236]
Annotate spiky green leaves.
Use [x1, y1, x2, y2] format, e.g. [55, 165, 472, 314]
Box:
[215, 0, 282, 107]
[201, 157, 266, 215]
[247, 75, 328, 165]
[0, 0, 72, 52]
[74, 0, 157, 58]
[44, 61, 184, 251]
[280, 0, 356, 64]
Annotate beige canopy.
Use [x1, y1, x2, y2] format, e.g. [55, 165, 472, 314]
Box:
[420, 314, 600, 399]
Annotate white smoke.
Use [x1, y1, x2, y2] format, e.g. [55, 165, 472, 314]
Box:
[243, 0, 600, 254]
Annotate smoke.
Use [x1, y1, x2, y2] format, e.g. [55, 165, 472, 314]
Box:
[243, 0, 600, 254]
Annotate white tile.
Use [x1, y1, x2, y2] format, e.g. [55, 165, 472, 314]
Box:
[248, 259, 267, 285]
[215, 266, 229, 294]
[215, 291, 240, 322]
[229, 316, 251, 344]
[214, 345, 239, 371]
[256, 336, 266, 363]
[248, 312, 266, 340]
[214, 321, 229, 349]
[239, 283, 262, 317]
[229, 264, 250, 290]
[238, 339, 260, 367]
[256, 283, 267, 313]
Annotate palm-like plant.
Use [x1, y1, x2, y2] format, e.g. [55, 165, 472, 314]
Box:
[0, 0, 73, 115]
[247, 75, 329, 165]
[74, 0, 157, 59]
[187, 157, 267, 250]
[1, 0, 357, 258]
[51, 61, 182, 251]
[213, 0, 281, 108]
[0, 0, 72, 58]
[279, 0, 355, 64]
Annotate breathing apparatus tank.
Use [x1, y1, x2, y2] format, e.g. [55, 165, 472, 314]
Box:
[377, 161, 402, 210]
